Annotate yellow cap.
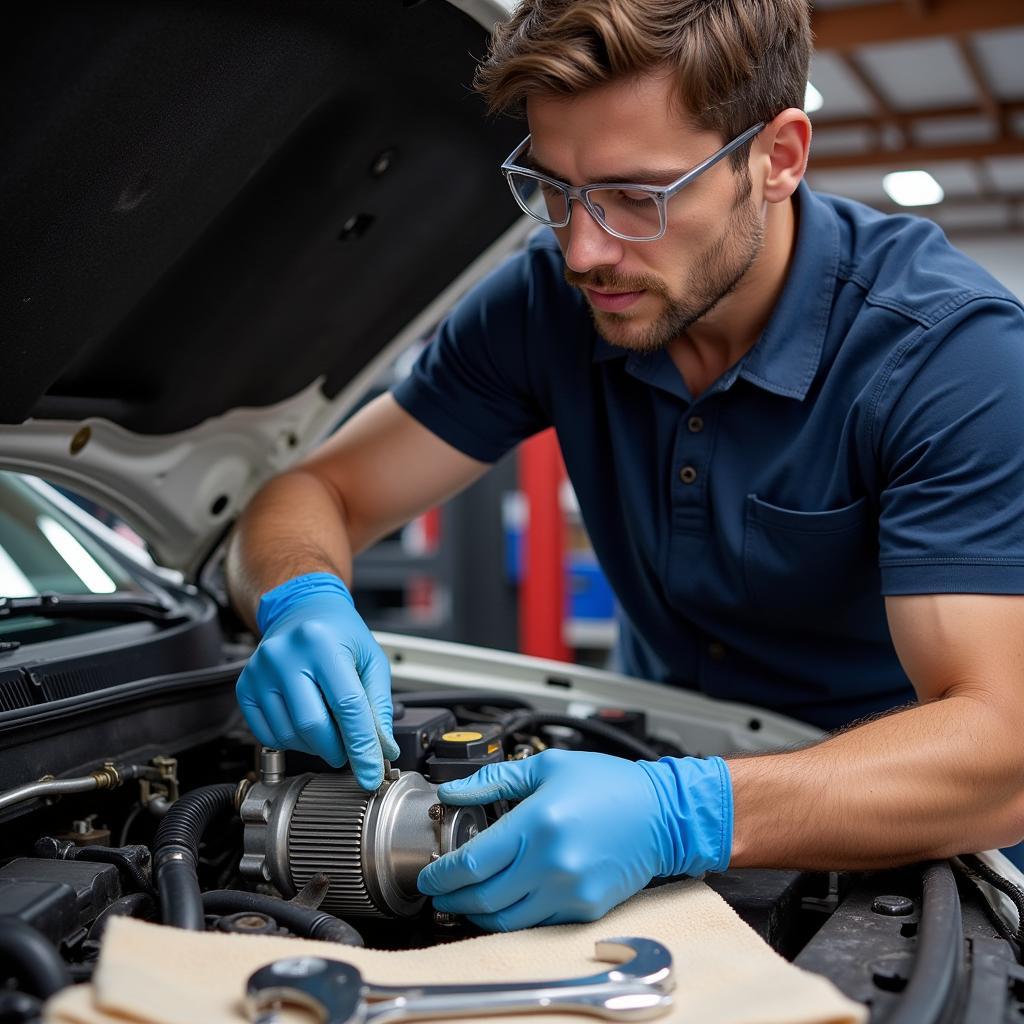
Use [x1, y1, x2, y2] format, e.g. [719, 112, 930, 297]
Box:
[442, 731, 483, 743]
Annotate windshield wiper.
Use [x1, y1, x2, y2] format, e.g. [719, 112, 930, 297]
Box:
[0, 592, 182, 623]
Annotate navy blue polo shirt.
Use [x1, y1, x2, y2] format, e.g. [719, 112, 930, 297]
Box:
[392, 181, 1024, 731]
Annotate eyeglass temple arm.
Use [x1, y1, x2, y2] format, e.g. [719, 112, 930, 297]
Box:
[502, 120, 765, 198]
[662, 122, 765, 199]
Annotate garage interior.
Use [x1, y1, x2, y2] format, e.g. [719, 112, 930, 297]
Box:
[1, 3, 1023, 1023]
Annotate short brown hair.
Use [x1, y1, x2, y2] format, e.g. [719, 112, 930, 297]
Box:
[475, 0, 811, 170]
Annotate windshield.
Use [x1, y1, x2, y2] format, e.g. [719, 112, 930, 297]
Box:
[0, 471, 145, 642]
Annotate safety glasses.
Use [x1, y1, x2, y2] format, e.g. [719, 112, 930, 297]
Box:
[500, 122, 765, 242]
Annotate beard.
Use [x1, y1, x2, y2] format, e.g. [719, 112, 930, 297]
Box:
[564, 177, 765, 354]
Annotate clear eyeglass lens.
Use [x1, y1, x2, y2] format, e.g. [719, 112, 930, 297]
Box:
[587, 187, 662, 239]
[506, 173, 663, 239]
[507, 172, 567, 224]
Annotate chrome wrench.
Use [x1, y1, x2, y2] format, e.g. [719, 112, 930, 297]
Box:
[245, 935, 674, 1023]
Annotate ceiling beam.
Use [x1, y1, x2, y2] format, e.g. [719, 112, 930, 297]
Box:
[835, 50, 909, 146]
[808, 136, 1024, 169]
[973, 159, 1000, 198]
[870, 194, 1024, 213]
[812, 100, 1024, 132]
[812, 0, 1024, 49]
[852, 206, 1023, 242]
[957, 35, 1005, 131]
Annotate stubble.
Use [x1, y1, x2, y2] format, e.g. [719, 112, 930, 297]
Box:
[565, 178, 765, 354]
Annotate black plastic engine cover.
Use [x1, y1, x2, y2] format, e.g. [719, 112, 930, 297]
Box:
[0, 859, 120, 944]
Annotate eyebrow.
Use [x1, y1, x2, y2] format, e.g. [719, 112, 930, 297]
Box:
[523, 152, 688, 187]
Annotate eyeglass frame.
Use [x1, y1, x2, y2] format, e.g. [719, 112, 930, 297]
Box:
[500, 120, 766, 242]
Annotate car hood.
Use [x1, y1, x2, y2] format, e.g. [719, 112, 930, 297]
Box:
[0, 0, 523, 576]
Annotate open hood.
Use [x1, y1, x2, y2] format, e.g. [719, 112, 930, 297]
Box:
[0, 0, 524, 575]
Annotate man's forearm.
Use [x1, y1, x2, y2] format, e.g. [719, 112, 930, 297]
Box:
[727, 691, 1024, 870]
[225, 470, 355, 630]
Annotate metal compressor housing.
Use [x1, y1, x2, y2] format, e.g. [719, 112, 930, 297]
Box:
[239, 755, 485, 919]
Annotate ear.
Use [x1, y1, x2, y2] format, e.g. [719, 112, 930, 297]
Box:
[757, 108, 811, 204]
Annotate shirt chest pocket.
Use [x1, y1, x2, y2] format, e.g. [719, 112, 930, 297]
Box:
[742, 494, 876, 616]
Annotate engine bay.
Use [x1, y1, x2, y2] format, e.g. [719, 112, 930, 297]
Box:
[3, 679, 1024, 1024]
[0, 689, 707, 1013]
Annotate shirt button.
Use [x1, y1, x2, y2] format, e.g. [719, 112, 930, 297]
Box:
[708, 642, 727, 661]
[688, 416, 704, 433]
[679, 466, 698, 485]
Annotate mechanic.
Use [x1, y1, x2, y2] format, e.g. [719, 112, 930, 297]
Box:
[226, 0, 1024, 932]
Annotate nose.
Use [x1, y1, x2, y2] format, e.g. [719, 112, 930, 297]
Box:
[561, 198, 625, 275]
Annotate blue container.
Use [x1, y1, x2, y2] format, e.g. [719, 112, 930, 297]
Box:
[567, 555, 615, 620]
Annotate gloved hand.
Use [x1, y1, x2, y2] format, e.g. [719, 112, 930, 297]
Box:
[417, 748, 732, 932]
[235, 572, 400, 789]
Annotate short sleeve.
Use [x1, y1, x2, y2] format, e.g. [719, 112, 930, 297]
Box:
[876, 297, 1024, 594]
[391, 244, 552, 464]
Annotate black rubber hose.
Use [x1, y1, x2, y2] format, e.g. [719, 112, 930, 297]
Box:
[153, 783, 237, 931]
[0, 917, 71, 999]
[886, 861, 965, 1024]
[33, 837, 155, 896]
[506, 711, 662, 761]
[0, 990, 43, 1023]
[87, 892, 157, 942]
[202, 890, 364, 947]
[77, 845, 154, 896]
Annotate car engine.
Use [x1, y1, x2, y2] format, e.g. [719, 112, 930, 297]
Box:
[0, 688, 679, 1022]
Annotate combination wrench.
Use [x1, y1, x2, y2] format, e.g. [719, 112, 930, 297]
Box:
[245, 935, 674, 1023]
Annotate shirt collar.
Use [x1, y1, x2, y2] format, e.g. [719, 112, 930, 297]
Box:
[590, 181, 840, 401]
[736, 181, 839, 400]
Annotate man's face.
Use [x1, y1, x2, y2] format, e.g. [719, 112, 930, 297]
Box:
[526, 73, 765, 352]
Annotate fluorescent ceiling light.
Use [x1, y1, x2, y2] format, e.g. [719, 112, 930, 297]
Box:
[804, 82, 824, 113]
[883, 170, 944, 207]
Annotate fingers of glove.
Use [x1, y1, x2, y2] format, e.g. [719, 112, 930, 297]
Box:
[236, 646, 319, 755]
[537, 901, 613, 928]
[372, 707, 401, 764]
[246, 685, 318, 757]
[357, 641, 400, 762]
[429, 835, 530, 916]
[465, 892, 560, 933]
[436, 758, 541, 806]
[236, 692, 277, 750]
[418, 815, 523, 896]
[274, 670, 348, 767]
[315, 654, 385, 790]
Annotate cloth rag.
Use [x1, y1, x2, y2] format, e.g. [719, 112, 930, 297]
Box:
[44, 878, 866, 1024]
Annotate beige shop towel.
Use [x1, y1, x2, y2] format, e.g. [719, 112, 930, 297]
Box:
[45, 879, 866, 1024]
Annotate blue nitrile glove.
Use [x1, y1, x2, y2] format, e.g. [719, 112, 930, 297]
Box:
[235, 572, 400, 789]
[417, 748, 732, 932]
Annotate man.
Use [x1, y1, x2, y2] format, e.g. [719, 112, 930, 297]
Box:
[226, 0, 1024, 932]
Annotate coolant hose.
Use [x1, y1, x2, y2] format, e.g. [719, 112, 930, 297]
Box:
[0, 916, 71, 998]
[153, 783, 237, 931]
[202, 890, 364, 946]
